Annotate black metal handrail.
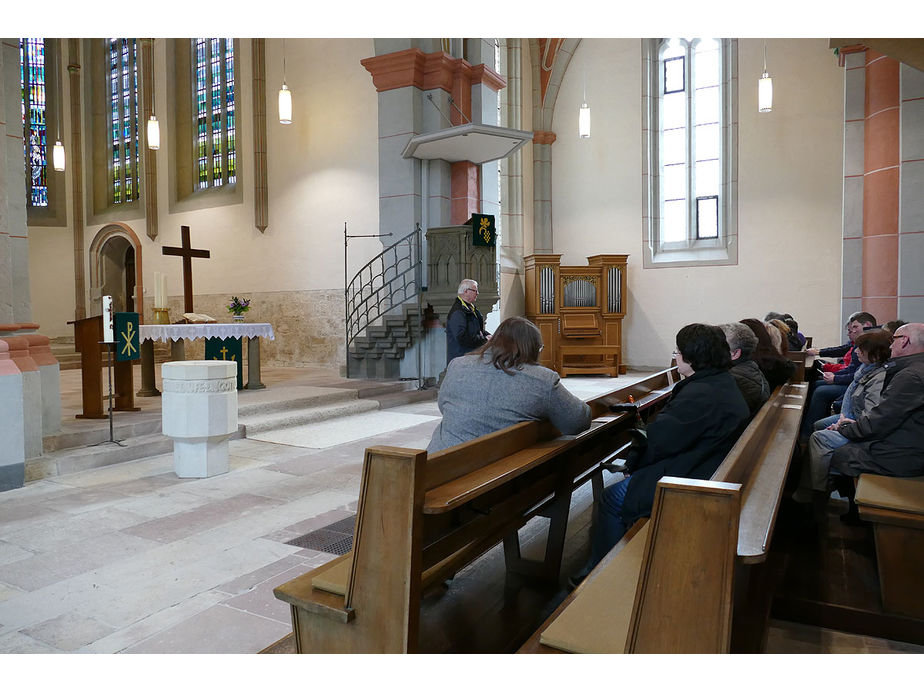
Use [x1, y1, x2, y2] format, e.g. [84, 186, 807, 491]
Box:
[344, 225, 422, 378]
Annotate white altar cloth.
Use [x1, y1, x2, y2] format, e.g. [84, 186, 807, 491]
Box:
[139, 323, 275, 343]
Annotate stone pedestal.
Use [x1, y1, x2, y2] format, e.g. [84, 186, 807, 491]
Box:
[0, 341, 25, 492]
[2, 336, 42, 460]
[25, 333, 61, 436]
[161, 360, 237, 478]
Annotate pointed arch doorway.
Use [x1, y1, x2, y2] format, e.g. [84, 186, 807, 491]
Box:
[89, 223, 144, 317]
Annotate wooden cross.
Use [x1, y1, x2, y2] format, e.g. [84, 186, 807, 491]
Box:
[162, 226, 210, 313]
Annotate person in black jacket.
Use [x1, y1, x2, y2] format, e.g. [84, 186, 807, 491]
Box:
[720, 321, 771, 418]
[445, 279, 490, 363]
[573, 324, 750, 584]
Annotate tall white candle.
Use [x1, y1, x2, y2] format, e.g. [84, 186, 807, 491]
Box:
[154, 272, 166, 308]
[160, 274, 167, 307]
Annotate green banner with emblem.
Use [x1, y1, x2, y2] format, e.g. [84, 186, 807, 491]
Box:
[205, 337, 243, 389]
[470, 213, 496, 247]
[114, 312, 141, 362]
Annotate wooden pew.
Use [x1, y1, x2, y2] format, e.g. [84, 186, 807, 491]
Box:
[518, 379, 808, 654]
[855, 474, 924, 620]
[273, 368, 679, 653]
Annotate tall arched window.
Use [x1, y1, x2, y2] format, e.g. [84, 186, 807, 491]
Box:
[109, 38, 140, 204]
[194, 38, 236, 189]
[643, 38, 737, 268]
[21, 38, 48, 207]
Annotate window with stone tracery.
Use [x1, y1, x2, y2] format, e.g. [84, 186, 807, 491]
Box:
[643, 38, 738, 268]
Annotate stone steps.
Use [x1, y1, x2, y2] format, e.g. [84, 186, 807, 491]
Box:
[49, 338, 171, 371]
[25, 375, 434, 482]
[28, 427, 246, 481]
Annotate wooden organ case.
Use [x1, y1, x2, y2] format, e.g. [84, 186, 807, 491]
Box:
[525, 254, 628, 377]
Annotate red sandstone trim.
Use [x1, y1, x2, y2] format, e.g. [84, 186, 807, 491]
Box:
[836, 44, 867, 68]
[361, 48, 506, 98]
[1, 337, 39, 372]
[24, 334, 58, 367]
[470, 64, 506, 92]
[533, 131, 557, 145]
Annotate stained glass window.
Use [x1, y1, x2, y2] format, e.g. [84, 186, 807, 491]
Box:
[194, 38, 236, 189]
[108, 38, 140, 204]
[20, 38, 48, 207]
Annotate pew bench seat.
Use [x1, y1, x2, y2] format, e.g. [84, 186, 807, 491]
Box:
[519, 380, 807, 654]
[855, 474, 924, 619]
[274, 368, 680, 653]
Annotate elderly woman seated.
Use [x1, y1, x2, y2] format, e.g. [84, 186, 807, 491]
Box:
[427, 316, 591, 454]
[719, 322, 771, 417]
[791, 329, 892, 515]
[571, 323, 750, 586]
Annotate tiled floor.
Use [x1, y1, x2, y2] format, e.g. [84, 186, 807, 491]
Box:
[1, 365, 921, 660]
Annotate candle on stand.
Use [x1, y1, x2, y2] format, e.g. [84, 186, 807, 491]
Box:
[154, 272, 166, 308]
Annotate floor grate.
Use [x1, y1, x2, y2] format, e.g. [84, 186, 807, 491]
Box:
[285, 514, 355, 555]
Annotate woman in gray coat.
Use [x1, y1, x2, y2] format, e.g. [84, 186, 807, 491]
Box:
[427, 316, 591, 453]
[792, 329, 891, 504]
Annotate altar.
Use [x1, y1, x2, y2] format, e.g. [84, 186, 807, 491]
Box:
[137, 323, 275, 396]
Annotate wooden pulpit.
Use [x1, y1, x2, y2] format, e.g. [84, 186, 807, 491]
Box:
[68, 315, 139, 418]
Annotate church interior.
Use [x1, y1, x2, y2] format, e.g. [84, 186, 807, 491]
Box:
[1, 12, 923, 680]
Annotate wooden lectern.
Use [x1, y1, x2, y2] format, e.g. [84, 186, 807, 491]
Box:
[525, 254, 628, 377]
[68, 315, 139, 418]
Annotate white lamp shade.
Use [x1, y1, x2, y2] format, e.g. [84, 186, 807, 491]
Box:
[579, 102, 591, 139]
[147, 115, 160, 150]
[53, 140, 65, 171]
[759, 72, 773, 113]
[278, 84, 292, 124]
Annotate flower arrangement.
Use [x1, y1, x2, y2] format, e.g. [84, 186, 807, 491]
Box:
[228, 296, 251, 316]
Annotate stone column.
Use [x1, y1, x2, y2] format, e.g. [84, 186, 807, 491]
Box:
[0, 340, 25, 491]
[68, 40, 87, 320]
[1, 39, 32, 324]
[861, 50, 900, 323]
[899, 62, 924, 319]
[161, 360, 237, 478]
[2, 336, 42, 460]
[499, 39, 526, 319]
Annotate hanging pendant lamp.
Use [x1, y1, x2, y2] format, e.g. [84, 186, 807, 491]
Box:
[279, 38, 292, 124]
[759, 43, 773, 113]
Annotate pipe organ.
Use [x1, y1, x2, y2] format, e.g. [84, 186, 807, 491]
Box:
[525, 254, 628, 377]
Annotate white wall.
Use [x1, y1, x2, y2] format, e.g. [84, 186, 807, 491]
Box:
[29, 38, 380, 338]
[550, 38, 846, 368]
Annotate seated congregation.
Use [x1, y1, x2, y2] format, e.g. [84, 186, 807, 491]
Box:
[273, 307, 923, 653]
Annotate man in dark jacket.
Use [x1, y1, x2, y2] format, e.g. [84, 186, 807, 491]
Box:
[720, 322, 771, 417]
[830, 322, 924, 478]
[577, 324, 750, 579]
[445, 278, 489, 362]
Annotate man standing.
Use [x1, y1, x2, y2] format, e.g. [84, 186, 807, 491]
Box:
[445, 279, 490, 363]
[830, 322, 924, 478]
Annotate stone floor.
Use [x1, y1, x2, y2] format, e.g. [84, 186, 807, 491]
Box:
[2, 365, 921, 669]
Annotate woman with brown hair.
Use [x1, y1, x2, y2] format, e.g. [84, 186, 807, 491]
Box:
[427, 316, 591, 453]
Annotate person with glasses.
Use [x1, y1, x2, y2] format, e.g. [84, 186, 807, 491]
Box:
[445, 278, 490, 364]
[570, 323, 749, 587]
[790, 329, 892, 515]
[827, 323, 924, 522]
